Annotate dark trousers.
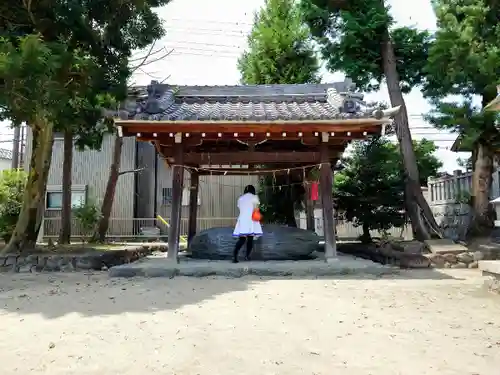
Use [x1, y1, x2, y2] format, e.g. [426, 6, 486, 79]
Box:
[233, 236, 254, 261]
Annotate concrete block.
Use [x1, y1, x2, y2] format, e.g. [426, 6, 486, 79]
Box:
[424, 239, 468, 254]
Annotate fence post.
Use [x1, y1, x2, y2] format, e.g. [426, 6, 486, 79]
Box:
[37, 217, 44, 244]
[453, 169, 462, 200]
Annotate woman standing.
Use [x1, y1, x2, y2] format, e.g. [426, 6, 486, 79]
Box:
[232, 184, 263, 263]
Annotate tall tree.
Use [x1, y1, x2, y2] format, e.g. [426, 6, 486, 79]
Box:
[91, 46, 172, 243]
[300, 0, 442, 240]
[423, 0, 500, 235]
[58, 120, 115, 244]
[335, 137, 442, 242]
[238, 0, 321, 226]
[0, 0, 169, 253]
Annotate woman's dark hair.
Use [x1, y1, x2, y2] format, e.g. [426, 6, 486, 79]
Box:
[244, 184, 256, 195]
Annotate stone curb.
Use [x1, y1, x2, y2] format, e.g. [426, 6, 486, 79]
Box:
[108, 262, 398, 278]
[0, 244, 167, 273]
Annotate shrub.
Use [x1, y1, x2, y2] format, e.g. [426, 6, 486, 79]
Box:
[73, 200, 101, 242]
[0, 169, 27, 242]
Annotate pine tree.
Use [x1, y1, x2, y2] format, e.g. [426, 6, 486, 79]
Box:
[423, 0, 500, 235]
[300, 0, 442, 240]
[238, 0, 320, 226]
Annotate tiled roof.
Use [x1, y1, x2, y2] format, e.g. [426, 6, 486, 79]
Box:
[118, 80, 397, 122]
[0, 148, 12, 160]
[135, 100, 349, 121]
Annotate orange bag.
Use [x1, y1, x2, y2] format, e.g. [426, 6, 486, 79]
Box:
[252, 208, 262, 222]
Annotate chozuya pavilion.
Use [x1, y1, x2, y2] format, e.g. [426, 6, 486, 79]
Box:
[113, 79, 400, 262]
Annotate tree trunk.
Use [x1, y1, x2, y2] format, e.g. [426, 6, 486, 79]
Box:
[380, 27, 442, 241]
[468, 141, 494, 236]
[360, 222, 372, 243]
[59, 131, 73, 244]
[1, 121, 54, 254]
[404, 183, 428, 240]
[91, 135, 123, 242]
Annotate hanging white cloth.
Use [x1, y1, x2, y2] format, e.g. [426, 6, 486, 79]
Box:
[233, 193, 263, 237]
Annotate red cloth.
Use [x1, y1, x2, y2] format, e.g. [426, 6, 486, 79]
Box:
[310, 182, 319, 201]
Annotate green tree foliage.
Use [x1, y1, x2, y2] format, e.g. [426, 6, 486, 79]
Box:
[413, 139, 443, 186]
[299, 0, 442, 240]
[423, 0, 500, 235]
[238, 0, 320, 226]
[0, 169, 27, 243]
[335, 138, 442, 242]
[239, 0, 320, 85]
[300, 0, 431, 93]
[258, 172, 306, 226]
[0, 1, 169, 252]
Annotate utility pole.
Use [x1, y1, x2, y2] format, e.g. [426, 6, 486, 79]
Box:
[11, 126, 20, 169]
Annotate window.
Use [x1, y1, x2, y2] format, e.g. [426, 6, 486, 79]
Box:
[162, 187, 173, 204]
[46, 185, 87, 209]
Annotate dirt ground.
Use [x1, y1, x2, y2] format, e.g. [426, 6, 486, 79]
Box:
[0, 269, 499, 375]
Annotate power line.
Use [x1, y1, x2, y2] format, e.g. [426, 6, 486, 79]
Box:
[166, 46, 241, 55]
[165, 17, 254, 27]
[166, 40, 244, 49]
[164, 26, 250, 37]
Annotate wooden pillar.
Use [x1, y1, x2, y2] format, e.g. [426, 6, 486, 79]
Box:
[320, 132, 336, 260]
[167, 133, 184, 261]
[187, 170, 199, 246]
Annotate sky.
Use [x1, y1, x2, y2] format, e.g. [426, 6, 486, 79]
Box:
[0, 0, 471, 172]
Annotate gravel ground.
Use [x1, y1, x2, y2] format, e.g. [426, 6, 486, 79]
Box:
[0, 269, 499, 375]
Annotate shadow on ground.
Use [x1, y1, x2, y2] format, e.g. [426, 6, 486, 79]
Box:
[0, 263, 470, 320]
[0, 238, 476, 320]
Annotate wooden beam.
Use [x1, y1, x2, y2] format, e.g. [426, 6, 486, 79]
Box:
[165, 151, 341, 165]
[196, 167, 329, 175]
[119, 120, 388, 135]
[162, 143, 347, 154]
[138, 132, 375, 144]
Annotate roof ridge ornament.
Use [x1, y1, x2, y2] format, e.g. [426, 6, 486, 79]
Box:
[326, 79, 367, 115]
[135, 80, 176, 116]
[326, 88, 343, 115]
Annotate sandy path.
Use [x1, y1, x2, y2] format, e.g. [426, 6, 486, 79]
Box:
[0, 270, 499, 375]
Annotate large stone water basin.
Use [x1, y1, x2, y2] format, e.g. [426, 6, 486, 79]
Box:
[189, 225, 320, 261]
